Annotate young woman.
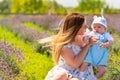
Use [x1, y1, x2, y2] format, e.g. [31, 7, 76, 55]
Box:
[46, 13, 98, 80]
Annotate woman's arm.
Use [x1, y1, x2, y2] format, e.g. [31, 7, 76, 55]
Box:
[61, 36, 97, 68]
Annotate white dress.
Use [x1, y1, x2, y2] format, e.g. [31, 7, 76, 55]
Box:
[45, 43, 97, 80]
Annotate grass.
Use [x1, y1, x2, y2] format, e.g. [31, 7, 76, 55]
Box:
[23, 22, 56, 35]
[23, 22, 44, 32]
[0, 26, 54, 80]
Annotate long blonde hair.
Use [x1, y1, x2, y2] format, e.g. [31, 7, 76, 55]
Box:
[52, 13, 85, 65]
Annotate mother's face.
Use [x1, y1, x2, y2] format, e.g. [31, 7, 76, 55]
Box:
[77, 22, 88, 35]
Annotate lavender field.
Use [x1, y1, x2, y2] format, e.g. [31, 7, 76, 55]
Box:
[0, 14, 120, 39]
[0, 14, 120, 80]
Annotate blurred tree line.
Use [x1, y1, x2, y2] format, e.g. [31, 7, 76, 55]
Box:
[0, 0, 120, 15]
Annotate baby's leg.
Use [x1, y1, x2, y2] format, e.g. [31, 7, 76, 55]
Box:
[79, 62, 88, 71]
[95, 65, 106, 79]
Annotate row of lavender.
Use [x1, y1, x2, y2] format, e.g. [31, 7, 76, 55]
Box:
[0, 14, 62, 79]
[0, 13, 120, 62]
[0, 14, 62, 42]
[0, 41, 24, 79]
[0, 14, 119, 42]
[0, 14, 120, 57]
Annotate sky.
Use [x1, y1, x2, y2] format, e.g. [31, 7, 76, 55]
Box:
[56, 0, 120, 9]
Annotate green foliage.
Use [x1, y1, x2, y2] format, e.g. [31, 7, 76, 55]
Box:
[0, 0, 119, 15]
[42, 22, 49, 30]
[33, 41, 43, 53]
[0, 26, 54, 79]
[102, 52, 120, 80]
[0, 0, 12, 13]
[5, 55, 20, 74]
[112, 39, 120, 53]
[23, 22, 44, 32]
[23, 33, 32, 43]
[111, 33, 120, 54]
[74, 0, 109, 14]
[33, 41, 51, 57]
[10, 0, 67, 14]
[0, 47, 20, 79]
[107, 26, 116, 34]
[11, 0, 43, 13]
[107, 25, 120, 54]
[49, 0, 67, 15]
[102, 66, 120, 80]
[13, 30, 21, 38]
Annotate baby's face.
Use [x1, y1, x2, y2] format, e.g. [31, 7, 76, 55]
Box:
[92, 23, 106, 34]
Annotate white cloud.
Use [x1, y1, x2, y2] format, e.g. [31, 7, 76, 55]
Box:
[105, 0, 120, 9]
[0, 0, 3, 2]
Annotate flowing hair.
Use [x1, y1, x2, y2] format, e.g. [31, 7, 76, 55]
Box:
[51, 13, 85, 65]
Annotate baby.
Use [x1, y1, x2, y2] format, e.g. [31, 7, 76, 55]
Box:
[79, 16, 114, 80]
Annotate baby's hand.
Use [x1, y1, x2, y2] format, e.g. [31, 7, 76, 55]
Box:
[99, 42, 106, 47]
[88, 36, 98, 46]
[83, 36, 90, 43]
[99, 41, 113, 48]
